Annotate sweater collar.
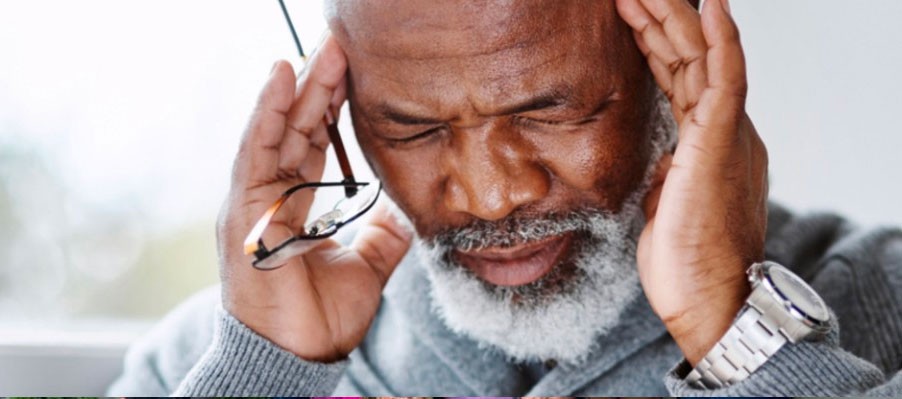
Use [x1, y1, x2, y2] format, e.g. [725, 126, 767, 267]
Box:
[384, 247, 669, 395]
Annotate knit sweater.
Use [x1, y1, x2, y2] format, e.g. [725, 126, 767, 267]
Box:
[107, 202, 902, 396]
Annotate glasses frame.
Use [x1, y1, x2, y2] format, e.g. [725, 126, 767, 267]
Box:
[242, 0, 380, 270]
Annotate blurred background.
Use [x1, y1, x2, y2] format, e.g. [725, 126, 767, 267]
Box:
[0, 0, 900, 392]
[0, 1, 341, 325]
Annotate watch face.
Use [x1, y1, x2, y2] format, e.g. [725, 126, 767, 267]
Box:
[769, 265, 831, 322]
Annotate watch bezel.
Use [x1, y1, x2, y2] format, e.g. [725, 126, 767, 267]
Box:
[749, 262, 831, 334]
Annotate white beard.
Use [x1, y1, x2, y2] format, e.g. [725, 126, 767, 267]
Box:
[416, 205, 645, 364]
[407, 91, 676, 364]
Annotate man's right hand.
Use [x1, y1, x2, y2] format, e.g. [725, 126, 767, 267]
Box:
[216, 33, 413, 362]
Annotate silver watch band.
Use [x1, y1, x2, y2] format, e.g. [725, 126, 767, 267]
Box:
[685, 289, 791, 389]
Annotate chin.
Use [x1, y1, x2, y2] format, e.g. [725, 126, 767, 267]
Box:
[415, 205, 645, 363]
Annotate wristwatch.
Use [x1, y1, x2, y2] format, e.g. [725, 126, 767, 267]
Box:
[686, 261, 832, 389]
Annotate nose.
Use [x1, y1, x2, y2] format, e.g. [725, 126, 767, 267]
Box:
[441, 123, 550, 221]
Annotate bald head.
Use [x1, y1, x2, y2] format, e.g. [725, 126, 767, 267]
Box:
[327, 1, 627, 59]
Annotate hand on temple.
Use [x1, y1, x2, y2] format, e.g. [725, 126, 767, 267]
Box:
[216, 34, 412, 362]
[617, 0, 769, 365]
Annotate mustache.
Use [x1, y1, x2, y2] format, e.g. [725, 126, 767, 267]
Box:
[422, 209, 610, 252]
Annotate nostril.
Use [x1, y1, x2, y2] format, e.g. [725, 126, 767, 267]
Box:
[507, 161, 552, 205]
[440, 126, 550, 221]
[443, 163, 551, 221]
[470, 184, 516, 221]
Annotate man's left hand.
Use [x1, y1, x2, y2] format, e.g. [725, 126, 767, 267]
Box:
[616, 0, 769, 365]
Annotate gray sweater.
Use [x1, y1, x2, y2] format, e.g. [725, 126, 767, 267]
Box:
[107, 202, 902, 396]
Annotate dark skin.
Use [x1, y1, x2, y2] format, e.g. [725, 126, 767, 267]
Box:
[216, 0, 766, 366]
[335, 1, 655, 237]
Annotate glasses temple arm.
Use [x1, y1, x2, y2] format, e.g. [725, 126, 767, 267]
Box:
[278, 0, 305, 59]
[324, 109, 359, 197]
[276, 0, 356, 198]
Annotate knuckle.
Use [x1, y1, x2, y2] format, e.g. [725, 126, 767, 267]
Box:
[679, 99, 699, 116]
[682, 52, 705, 67]
[663, 87, 676, 101]
[666, 59, 683, 74]
[287, 122, 316, 138]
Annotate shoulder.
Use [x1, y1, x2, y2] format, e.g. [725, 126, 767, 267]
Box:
[765, 202, 902, 373]
[107, 285, 220, 396]
[765, 201, 902, 284]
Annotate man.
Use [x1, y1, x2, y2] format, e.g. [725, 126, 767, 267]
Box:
[109, 0, 902, 396]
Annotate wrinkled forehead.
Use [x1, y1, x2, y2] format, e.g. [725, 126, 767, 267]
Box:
[328, 0, 620, 60]
[327, 1, 639, 109]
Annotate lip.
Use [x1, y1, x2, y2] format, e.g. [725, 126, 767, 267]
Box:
[453, 233, 574, 287]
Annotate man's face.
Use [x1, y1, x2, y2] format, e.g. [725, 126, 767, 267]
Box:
[330, 0, 670, 361]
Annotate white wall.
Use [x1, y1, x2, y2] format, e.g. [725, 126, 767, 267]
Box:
[736, 0, 902, 227]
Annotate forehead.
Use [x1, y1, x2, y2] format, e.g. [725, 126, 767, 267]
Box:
[331, 1, 636, 114]
[334, 1, 616, 56]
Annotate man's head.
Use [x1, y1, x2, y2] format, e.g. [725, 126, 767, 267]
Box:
[326, 0, 675, 363]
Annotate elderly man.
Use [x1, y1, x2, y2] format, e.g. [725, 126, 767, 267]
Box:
[109, 0, 902, 396]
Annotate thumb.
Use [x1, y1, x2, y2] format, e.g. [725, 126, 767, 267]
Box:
[351, 201, 414, 286]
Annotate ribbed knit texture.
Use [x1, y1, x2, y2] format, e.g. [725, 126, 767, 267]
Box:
[173, 307, 348, 396]
[107, 203, 902, 396]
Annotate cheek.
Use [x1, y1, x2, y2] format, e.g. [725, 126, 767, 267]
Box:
[533, 119, 650, 211]
[356, 133, 449, 235]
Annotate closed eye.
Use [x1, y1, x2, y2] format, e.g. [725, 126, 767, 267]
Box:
[513, 96, 614, 128]
[390, 126, 444, 143]
[514, 116, 564, 126]
[513, 115, 599, 127]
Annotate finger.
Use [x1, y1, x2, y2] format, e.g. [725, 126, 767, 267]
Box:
[295, 125, 330, 183]
[331, 77, 348, 115]
[638, 0, 708, 114]
[633, 30, 676, 105]
[282, 33, 348, 157]
[702, 0, 746, 100]
[289, 75, 346, 179]
[277, 120, 330, 180]
[638, 0, 707, 67]
[232, 60, 297, 185]
[679, 0, 745, 150]
[616, 0, 681, 71]
[351, 202, 414, 288]
[278, 33, 348, 181]
[285, 81, 346, 180]
[633, 30, 693, 124]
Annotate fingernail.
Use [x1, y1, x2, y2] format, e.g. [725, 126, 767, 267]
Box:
[721, 0, 732, 15]
[270, 60, 281, 75]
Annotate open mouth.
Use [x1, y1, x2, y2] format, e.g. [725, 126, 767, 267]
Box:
[452, 232, 575, 287]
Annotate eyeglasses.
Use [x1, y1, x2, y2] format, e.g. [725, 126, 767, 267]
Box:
[242, 0, 381, 271]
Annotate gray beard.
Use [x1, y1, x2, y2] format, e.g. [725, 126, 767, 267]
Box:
[415, 204, 646, 364]
[405, 90, 676, 364]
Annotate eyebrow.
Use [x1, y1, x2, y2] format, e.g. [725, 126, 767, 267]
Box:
[376, 107, 445, 126]
[494, 85, 574, 115]
[373, 84, 576, 126]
